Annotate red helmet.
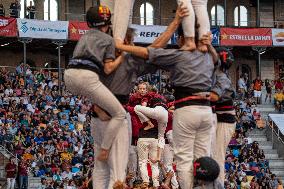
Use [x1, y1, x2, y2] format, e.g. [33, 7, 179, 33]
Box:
[86, 5, 111, 28]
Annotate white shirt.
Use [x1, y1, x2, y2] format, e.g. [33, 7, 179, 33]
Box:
[27, 103, 36, 113]
[12, 96, 20, 104]
[77, 113, 86, 123]
[4, 88, 13, 96]
[61, 171, 73, 180]
[74, 145, 83, 155]
[238, 78, 247, 90]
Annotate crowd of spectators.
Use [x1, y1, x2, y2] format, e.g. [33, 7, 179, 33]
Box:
[0, 65, 175, 189]
[0, 66, 94, 188]
[224, 97, 283, 189]
[0, 66, 283, 189]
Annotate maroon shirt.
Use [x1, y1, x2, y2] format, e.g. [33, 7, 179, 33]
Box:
[5, 163, 16, 178]
[18, 163, 28, 176]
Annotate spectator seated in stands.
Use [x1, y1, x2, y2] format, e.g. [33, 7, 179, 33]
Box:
[0, 65, 281, 188]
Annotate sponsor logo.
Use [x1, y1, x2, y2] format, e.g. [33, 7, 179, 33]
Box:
[20, 21, 28, 33]
[0, 19, 8, 27]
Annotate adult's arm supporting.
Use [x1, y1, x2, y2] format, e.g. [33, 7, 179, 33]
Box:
[150, 3, 189, 48]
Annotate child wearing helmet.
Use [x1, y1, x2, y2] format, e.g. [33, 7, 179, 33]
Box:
[64, 5, 127, 163]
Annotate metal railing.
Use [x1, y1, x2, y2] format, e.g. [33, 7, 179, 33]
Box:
[267, 116, 284, 145]
[0, 143, 19, 163]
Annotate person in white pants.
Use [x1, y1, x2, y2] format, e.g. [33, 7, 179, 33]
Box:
[115, 28, 217, 189]
[211, 48, 236, 187]
[162, 130, 179, 189]
[5, 158, 16, 189]
[91, 117, 129, 189]
[64, 5, 126, 162]
[177, 0, 210, 52]
[137, 134, 160, 188]
[100, 0, 134, 41]
[134, 91, 168, 161]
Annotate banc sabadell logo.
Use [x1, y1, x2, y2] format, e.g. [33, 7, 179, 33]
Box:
[20, 21, 28, 33]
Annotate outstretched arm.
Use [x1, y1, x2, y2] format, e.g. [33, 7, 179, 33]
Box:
[150, 3, 189, 48]
[115, 3, 189, 59]
[115, 44, 149, 59]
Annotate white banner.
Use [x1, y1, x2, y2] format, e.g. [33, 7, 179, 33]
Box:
[269, 114, 284, 134]
[131, 24, 170, 44]
[17, 19, 69, 40]
[272, 29, 284, 46]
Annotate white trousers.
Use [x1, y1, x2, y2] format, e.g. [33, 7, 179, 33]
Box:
[100, 0, 135, 41]
[134, 105, 168, 140]
[7, 178, 15, 189]
[128, 145, 138, 177]
[212, 122, 236, 187]
[209, 113, 217, 156]
[137, 138, 160, 187]
[91, 118, 129, 189]
[177, 0, 210, 38]
[126, 112, 139, 179]
[163, 144, 179, 189]
[64, 69, 126, 150]
[173, 106, 213, 189]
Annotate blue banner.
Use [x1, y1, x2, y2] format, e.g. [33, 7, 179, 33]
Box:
[211, 27, 220, 46]
[171, 27, 220, 46]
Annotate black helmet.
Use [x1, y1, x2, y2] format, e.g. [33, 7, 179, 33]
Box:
[216, 47, 234, 70]
[193, 157, 220, 182]
[86, 5, 111, 28]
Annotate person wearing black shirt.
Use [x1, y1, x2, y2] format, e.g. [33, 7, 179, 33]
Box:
[0, 4, 5, 17]
[9, 0, 20, 18]
[26, 2, 35, 19]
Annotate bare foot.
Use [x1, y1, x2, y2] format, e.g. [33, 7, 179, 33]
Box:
[144, 121, 154, 131]
[97, 148, 109, 161]
[164, 171, 174, 185]
[198, 40, 208, 52]
[180, 37, 196, 51]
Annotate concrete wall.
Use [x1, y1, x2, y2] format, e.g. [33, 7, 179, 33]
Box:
[261, 60, 275, 81]
[0, 49, 66, 69]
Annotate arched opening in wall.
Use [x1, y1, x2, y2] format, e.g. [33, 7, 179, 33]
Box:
[241, 64, 252, 86]
[20, 0, 35, 18]
[210, 4, 224, 26]
[140, 2, 154, 25]
[234, 5, 248, 27]
[44, 0, 58, 21]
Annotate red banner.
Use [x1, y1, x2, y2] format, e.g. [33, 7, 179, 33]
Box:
[220, 28, 272, 46]
[0, 16, 17, 37]
[69, 21, 90, 41]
